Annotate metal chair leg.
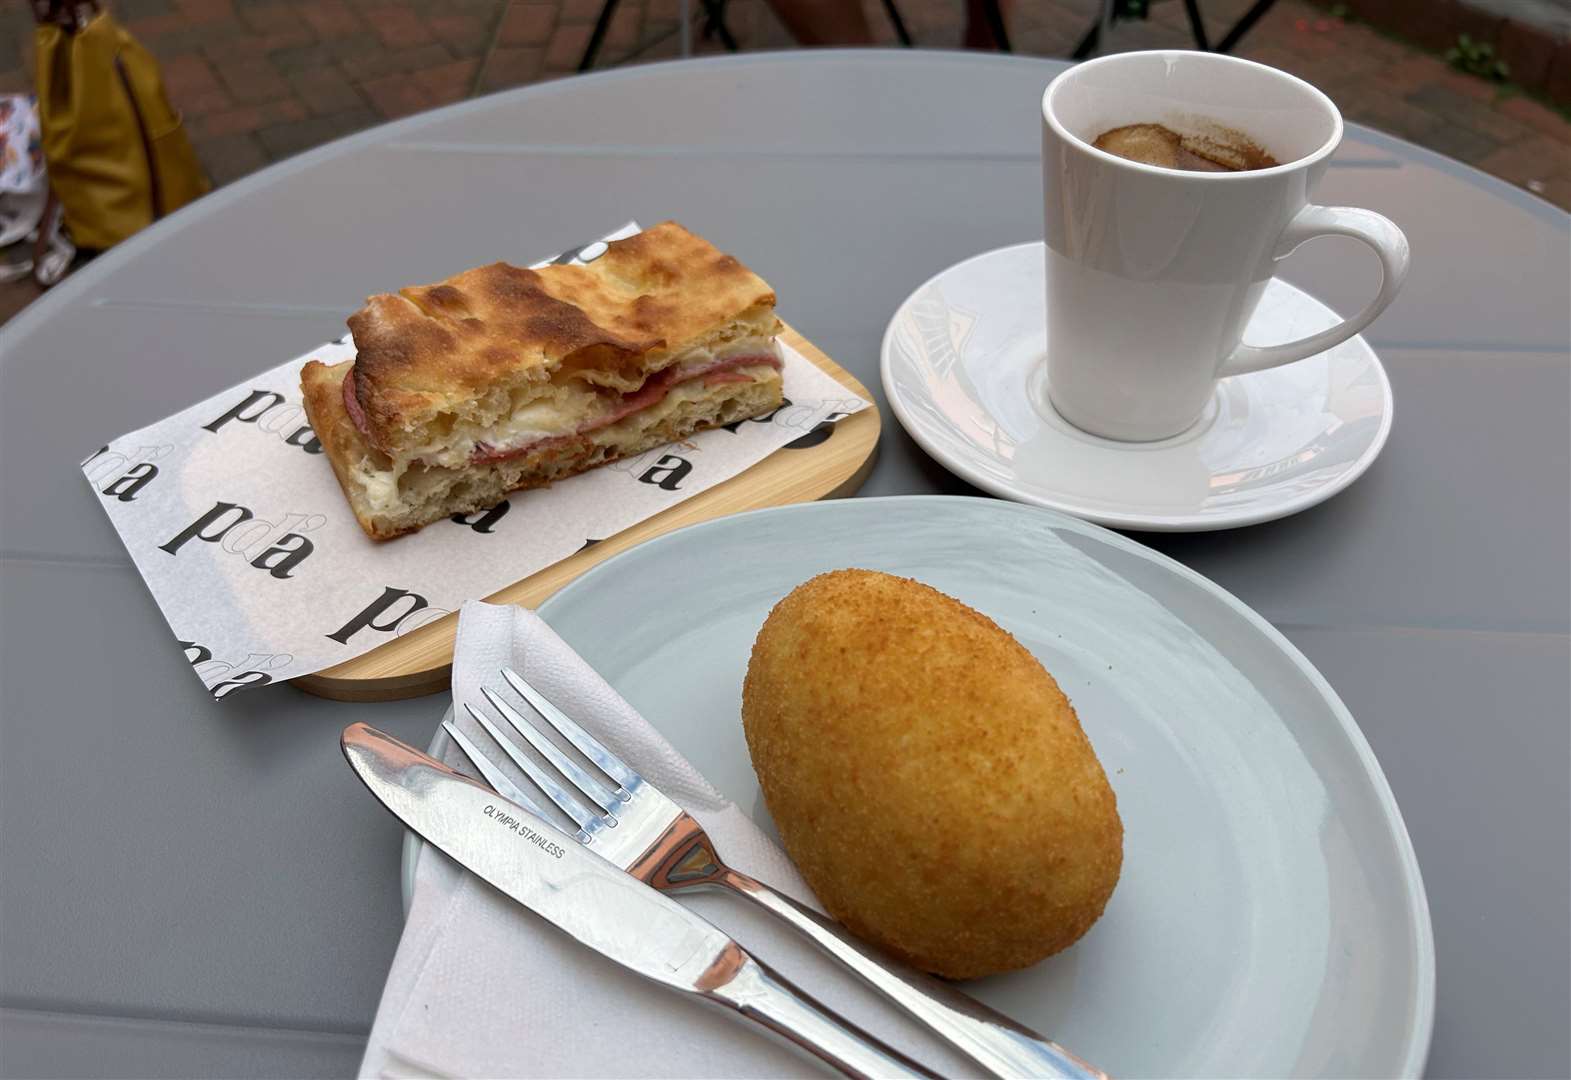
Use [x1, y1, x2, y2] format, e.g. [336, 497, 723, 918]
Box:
[1072, 21, 1101, 59]
[1180, 0, 1211, 50]
[880, 0, 913, 46]
[1215, 0, 1280, 52]
[983, 0, 1011, 51]
[578, 0, 621, 71]
[700, 0, 738, 50]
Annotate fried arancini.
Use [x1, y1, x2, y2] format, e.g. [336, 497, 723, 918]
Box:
[741, 569, 1123, 980]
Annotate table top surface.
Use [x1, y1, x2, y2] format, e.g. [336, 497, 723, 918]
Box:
[1, 50, 1567, 1080]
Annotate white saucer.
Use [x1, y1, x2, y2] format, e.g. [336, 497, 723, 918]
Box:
[880, 243, 1394, 531]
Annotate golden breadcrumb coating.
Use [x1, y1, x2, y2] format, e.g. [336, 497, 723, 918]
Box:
[742, 569, 1123, 979]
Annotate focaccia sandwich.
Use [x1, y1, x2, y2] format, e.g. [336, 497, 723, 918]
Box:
[300, 222, 784, 539]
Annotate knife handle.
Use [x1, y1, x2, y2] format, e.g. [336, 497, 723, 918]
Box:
[703, 952, 934, 1079]
[721, 870, 1107, 1080]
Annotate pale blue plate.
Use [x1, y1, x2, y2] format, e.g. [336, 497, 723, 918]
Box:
[404, 496, 1433, 1078]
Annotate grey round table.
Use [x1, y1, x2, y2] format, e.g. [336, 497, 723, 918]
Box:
[1, 51, 1567, 1080]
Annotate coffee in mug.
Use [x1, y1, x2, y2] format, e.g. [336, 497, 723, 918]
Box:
[1093, 122, 1279, 172]
[1040, 51, 1411, 442]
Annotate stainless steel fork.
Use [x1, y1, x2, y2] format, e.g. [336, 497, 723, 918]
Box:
[450, 668, 1108, 1080]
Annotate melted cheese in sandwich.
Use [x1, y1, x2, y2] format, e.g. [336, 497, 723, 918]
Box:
[349, 337, 781, 512]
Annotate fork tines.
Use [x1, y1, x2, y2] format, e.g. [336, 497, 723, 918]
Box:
[445, 668, 642, 844]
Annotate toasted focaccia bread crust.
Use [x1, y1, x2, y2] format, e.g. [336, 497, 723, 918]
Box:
[343, 221, 779, 459]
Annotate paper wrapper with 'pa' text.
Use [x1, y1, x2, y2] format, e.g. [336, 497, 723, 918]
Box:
[80, 223, 869, 697]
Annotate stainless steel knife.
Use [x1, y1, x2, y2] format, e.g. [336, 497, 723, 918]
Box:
[341, 722, 932, 1079]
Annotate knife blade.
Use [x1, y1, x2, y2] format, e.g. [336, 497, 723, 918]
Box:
[341, 722, 932, 1079]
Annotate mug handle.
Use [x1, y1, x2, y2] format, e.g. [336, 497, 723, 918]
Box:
[1219, 205, 1410, 377]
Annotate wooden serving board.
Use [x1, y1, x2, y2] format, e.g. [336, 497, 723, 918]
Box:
[293, 324, 879, 702]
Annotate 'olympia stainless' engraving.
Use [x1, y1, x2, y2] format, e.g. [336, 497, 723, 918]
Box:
[483, 804, 567, 858]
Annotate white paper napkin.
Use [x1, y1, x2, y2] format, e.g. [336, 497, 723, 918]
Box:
[359, 601, 978, 1079]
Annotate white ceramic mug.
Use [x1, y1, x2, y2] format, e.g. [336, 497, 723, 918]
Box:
[1040, 51, 1410, 442]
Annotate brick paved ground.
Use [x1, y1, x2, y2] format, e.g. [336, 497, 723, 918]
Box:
[1, 0, 1568, 321]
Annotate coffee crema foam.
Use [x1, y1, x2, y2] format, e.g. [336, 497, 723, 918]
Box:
[1092, 122, 1280, 172]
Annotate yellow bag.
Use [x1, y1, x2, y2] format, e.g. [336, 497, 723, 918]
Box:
[34, 4, 209, 250]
